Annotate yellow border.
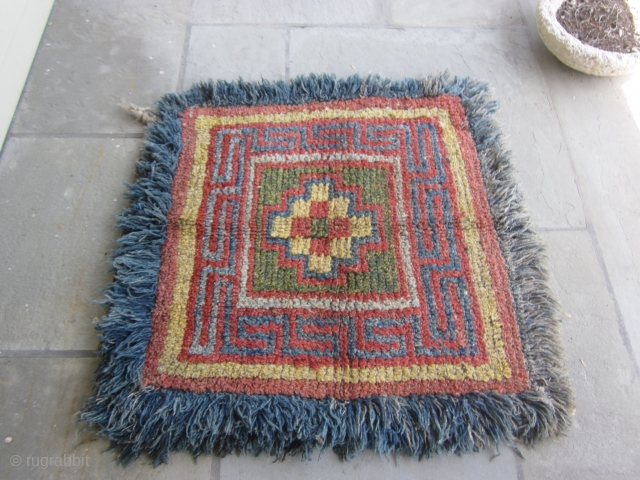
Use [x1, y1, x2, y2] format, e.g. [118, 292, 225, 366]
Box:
[156, 107, 511, 384]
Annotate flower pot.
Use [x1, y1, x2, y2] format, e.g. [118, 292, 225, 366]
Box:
[537, 0, 640, 75]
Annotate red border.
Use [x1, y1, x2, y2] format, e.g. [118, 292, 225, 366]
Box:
[142, 96, 529, 398]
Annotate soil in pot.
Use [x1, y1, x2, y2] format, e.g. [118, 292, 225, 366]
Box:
[557, 0, 640, 53]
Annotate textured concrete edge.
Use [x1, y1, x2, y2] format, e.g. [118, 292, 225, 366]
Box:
[79, 73, 574, 465]
[0, 350, 98, 358]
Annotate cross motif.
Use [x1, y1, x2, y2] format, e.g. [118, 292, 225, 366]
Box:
[268, 177, 378, 279]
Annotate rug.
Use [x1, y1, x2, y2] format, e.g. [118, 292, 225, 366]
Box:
[81, 74, 574, 464]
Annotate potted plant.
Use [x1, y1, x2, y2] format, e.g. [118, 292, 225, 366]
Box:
[537, 0, 640, 75]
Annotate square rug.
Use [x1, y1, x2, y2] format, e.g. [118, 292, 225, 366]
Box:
[81, 74, 573, 464]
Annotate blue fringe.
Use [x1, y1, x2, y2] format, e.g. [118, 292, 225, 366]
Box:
[80, 74, 573, 465]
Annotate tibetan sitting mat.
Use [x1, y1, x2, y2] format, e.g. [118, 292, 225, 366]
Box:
[81, 74, 574, 464]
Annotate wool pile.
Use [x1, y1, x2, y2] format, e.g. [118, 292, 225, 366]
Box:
[82, 74, 573, 464]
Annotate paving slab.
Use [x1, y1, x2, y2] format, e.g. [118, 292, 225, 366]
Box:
[289, 27, 585, 230]
[183, 26, 287, 88]
[0, 357, 217, 480]
[220, 447, 518, 480]
[518, 0, 640, 371]
[388, 0, 523, 28]
[10, 0, 190, 134]
[191, 0, 381, 25]
[520, 231, 640, 479]
[0, 138, 139, 351]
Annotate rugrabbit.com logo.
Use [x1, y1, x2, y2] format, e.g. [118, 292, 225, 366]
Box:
[10, 454, 89, 469]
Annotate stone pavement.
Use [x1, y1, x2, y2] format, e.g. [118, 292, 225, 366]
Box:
[1, 0, 640, 478]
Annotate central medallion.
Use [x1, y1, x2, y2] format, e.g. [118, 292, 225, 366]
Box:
[240, 156, 421, 310]
[265, 174, 380, 282]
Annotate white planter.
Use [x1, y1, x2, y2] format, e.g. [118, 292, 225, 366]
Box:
[537, 0, 640, 76]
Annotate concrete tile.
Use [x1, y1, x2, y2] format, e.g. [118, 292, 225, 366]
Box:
[183, 26, 287, 88]
[191, 0, 381, 25]
[0, 358, 216, 479]
[41, 0, 189, 44]
[220, 448, 518, 480]
[11, 0, 190, 134]
[520, 231, 640, 479]
[389, 0, 523, 27]
[0, 138, 138, 350]
[548, 74, 640, 373]
[289, 27, 585, 230]
[518, 0, 640, 370]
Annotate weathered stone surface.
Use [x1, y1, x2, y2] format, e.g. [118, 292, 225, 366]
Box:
[389, 0, 523, 27]
[191, 0, 381, 25]
[220, 448, 518, 480]
[521, 231, 640, 479]
[0, 138, 138, 350]
[183, 26, 287, 87]
[10, 0, 190, 134]
[0, 358, 217, 479]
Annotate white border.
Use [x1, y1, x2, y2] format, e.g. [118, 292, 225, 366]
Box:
[236, 152, 422, 311]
